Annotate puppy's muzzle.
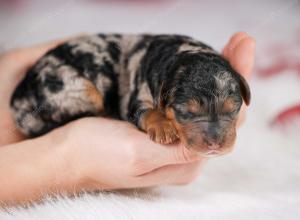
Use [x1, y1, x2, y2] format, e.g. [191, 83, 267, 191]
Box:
[179, 121, 236, 157]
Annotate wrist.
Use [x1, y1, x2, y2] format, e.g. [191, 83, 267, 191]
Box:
[48, 125, 96, 192]
[42, 128, 84, 191]
[0, 132, 82, 205]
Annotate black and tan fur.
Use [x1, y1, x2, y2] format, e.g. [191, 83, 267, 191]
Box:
[10, 34, 250, 157]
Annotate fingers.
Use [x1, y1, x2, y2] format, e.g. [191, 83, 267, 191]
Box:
[164, 142, 202, 165]
[1, 38, 64, 68]
[0, 33, 86, 75]
[132, 133, 203, 174]
[22, 33, 86, 65]
[229, 37, 256, 81]
[222, 32, 256, 81]
[21, 39, 70, 65]
[222, 32, 248, 59]
[132, 160, 206, 187]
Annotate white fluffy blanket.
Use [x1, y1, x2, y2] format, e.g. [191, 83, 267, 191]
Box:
[0, 0, 299, 219]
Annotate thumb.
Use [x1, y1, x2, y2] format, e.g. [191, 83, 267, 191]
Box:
[142, 138, 203, 172]
[169, 142, 201, 164]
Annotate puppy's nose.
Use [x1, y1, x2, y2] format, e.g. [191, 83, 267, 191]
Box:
[207, 143, 220, 150]
[203, 138, 221, 150]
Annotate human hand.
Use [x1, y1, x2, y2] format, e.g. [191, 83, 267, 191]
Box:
[53, 117, 205, 189]
[0, 32, 255, 191]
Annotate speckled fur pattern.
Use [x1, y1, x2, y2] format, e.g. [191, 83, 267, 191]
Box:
[10, 33, 250, 152]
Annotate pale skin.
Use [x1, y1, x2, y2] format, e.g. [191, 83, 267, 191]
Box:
[0, 32, 255, 206]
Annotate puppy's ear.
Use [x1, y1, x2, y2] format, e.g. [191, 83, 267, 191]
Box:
[237, 73, 251, 106]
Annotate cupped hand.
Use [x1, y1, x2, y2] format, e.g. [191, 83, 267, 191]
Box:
[54, 117, 205, 189]
[0, 32, 255, 189]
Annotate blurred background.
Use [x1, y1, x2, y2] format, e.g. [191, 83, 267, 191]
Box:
[0, 0, 299, 49]
[0, 0, 299, 219]
[0, 0, 300, 125]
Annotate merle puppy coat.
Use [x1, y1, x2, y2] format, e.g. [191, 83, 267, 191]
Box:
[11, 34, 250, 157]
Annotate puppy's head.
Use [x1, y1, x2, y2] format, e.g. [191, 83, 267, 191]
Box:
[164, 53, 250, 157]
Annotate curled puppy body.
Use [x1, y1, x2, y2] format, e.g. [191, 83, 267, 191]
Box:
[10, 34, 251, 157]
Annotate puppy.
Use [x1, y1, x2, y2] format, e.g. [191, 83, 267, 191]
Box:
[10, 34, 250, 157]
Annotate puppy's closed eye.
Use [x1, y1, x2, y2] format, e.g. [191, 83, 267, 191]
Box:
[187, 99, 202, 114]
[220, 98, 241, 122]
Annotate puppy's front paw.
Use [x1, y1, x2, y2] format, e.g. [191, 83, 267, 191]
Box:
[140, 109, 179, 144]
[147, 120, 178, 144]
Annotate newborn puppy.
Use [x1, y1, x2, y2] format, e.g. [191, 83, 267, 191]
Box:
[11, 34, 250, 157]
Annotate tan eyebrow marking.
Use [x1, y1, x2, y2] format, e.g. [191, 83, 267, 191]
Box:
[222, 98, 235, 113]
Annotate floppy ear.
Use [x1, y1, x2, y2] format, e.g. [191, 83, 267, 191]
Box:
[236, 73, 251, 106]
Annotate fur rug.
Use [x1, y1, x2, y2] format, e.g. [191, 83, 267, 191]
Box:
[0, 0, 299, 219]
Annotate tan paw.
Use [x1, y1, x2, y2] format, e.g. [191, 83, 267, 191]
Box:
[147, 120, 179, 144]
